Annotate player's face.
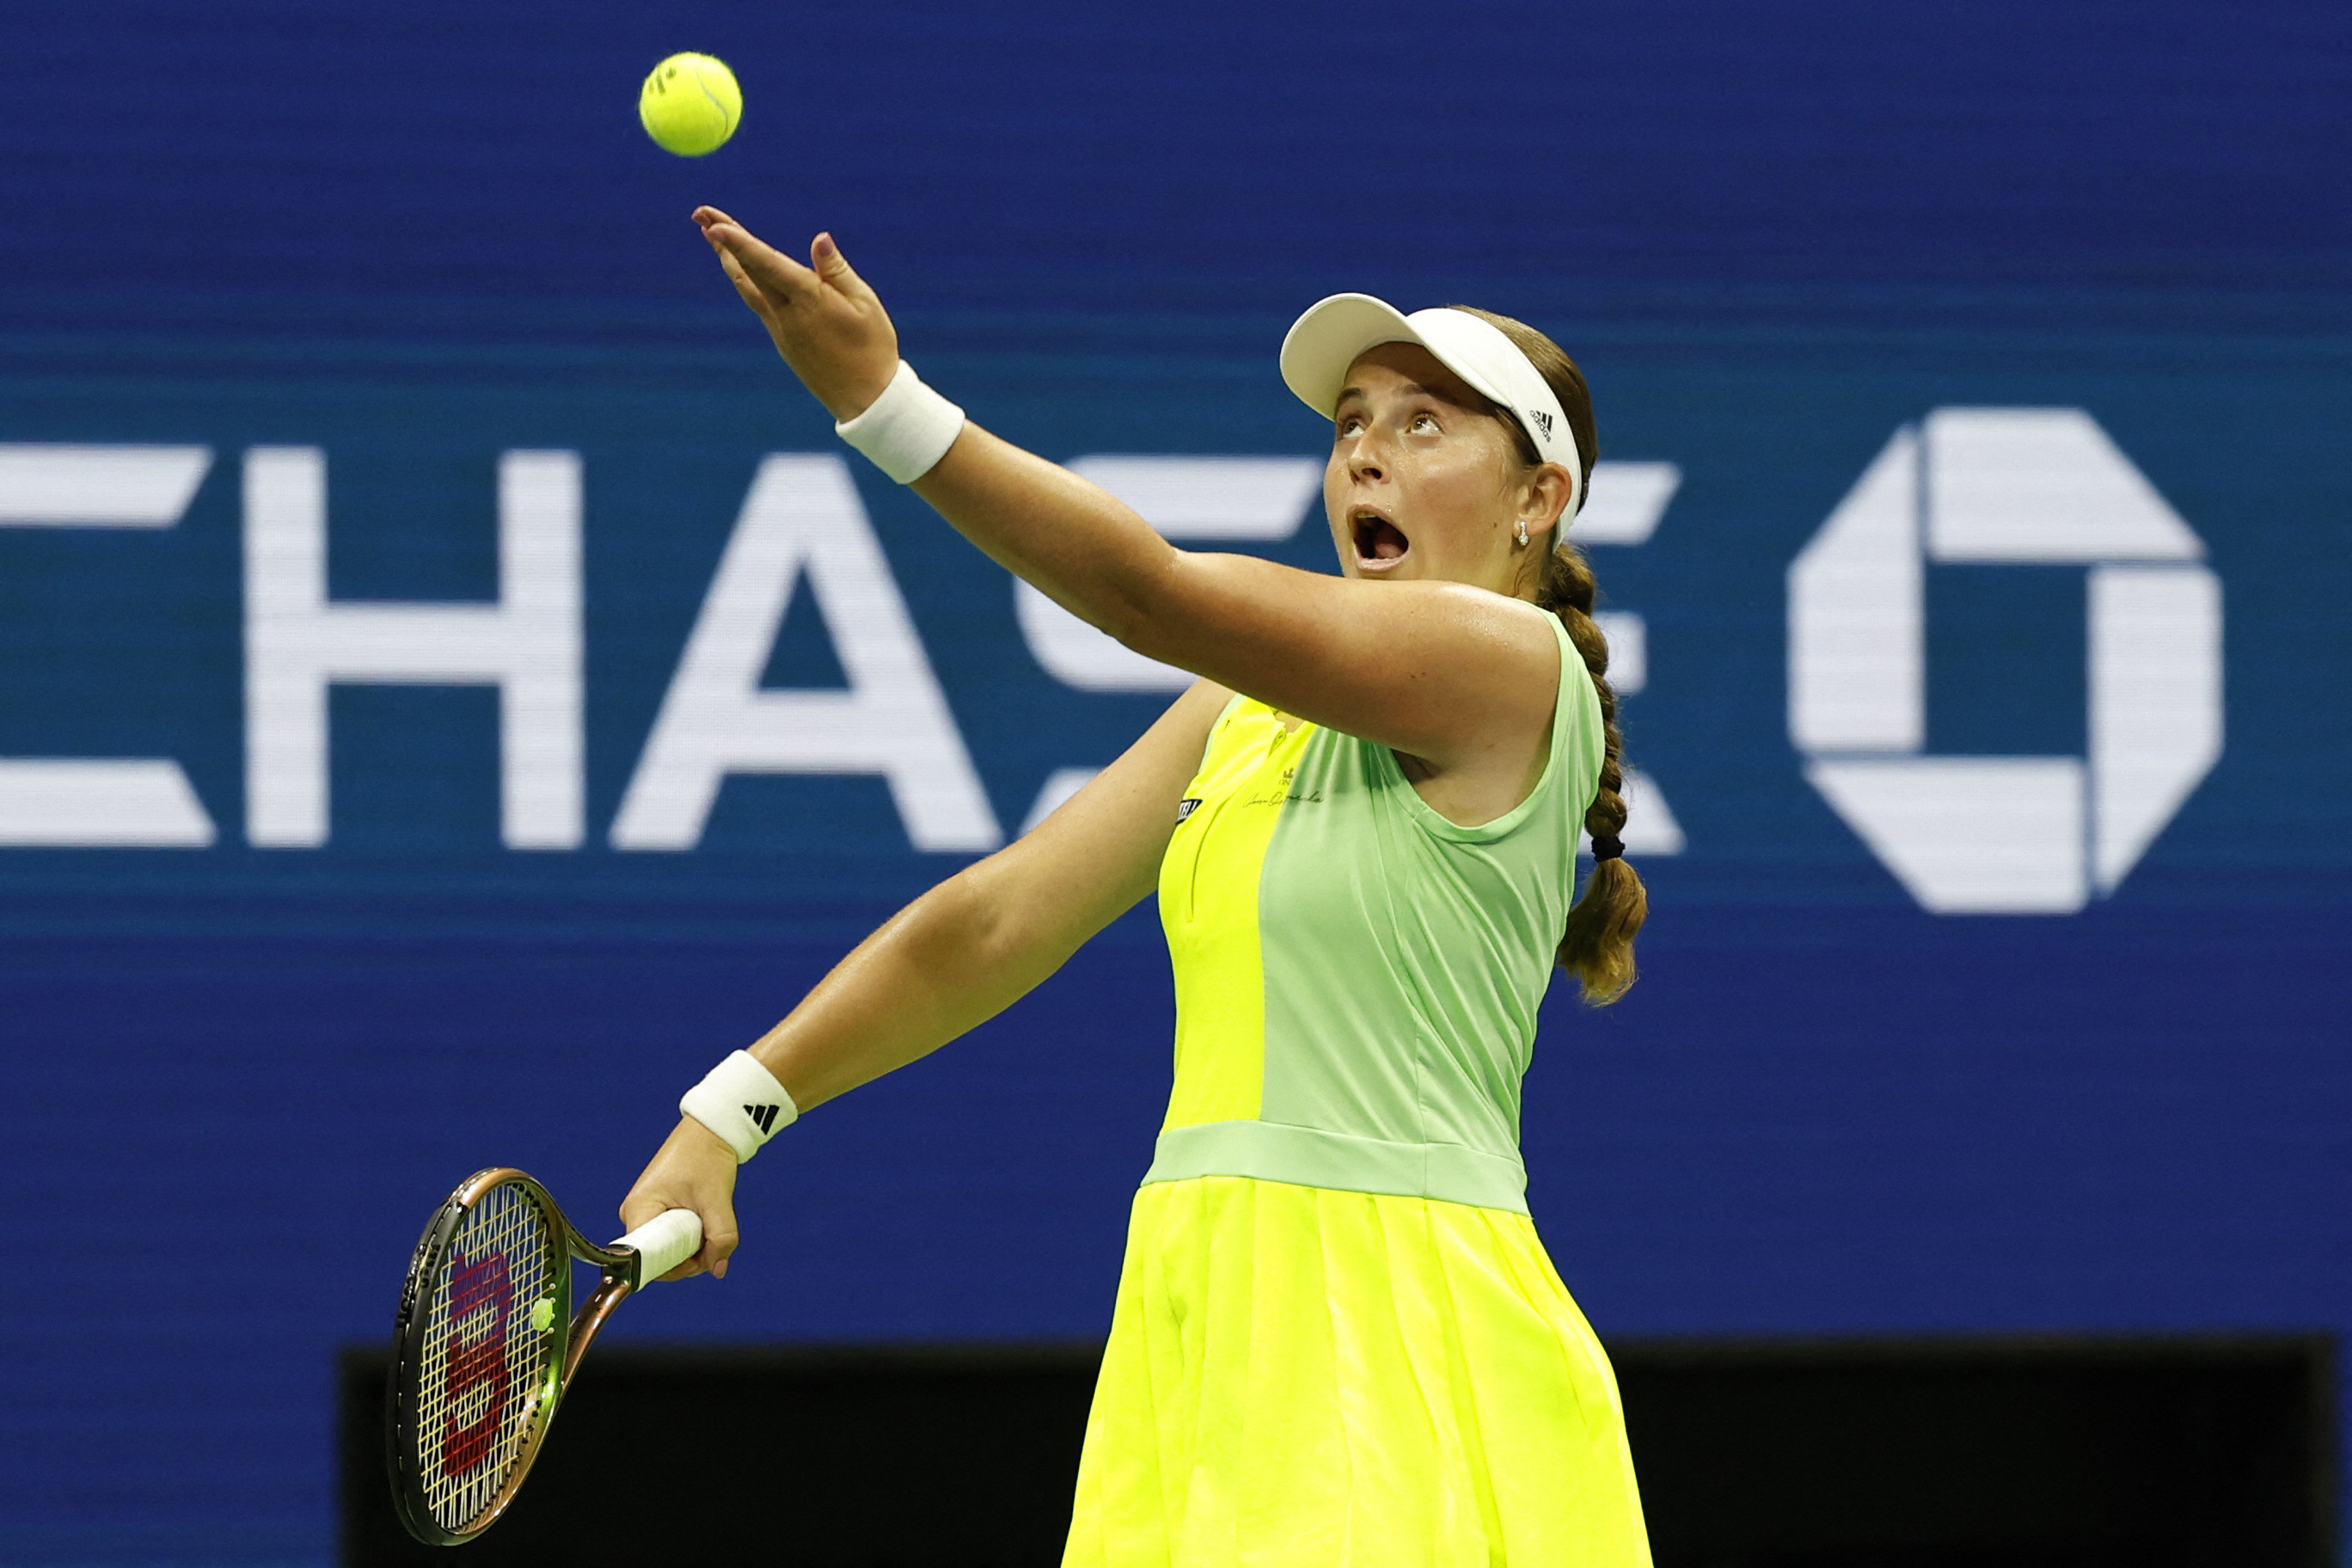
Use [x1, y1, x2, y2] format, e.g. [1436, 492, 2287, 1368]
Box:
[1324, 343, 1534, 594]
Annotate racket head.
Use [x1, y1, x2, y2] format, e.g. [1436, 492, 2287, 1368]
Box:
[386, 1168, 572, 1546]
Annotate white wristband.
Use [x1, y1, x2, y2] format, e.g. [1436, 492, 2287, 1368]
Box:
[679, 1050, 799, 1163]
[834, 359, 965, 483]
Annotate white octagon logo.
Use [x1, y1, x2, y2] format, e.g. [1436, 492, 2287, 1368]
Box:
[1787, 409, 2222, 914]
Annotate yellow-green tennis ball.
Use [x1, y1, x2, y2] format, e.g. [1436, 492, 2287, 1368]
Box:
[640, 53, 741, 157]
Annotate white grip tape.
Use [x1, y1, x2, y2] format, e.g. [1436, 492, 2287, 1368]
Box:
[612, 1208, 703, 1287]
[834, 359, 965, 484]
[679, 1049, 799, 1163]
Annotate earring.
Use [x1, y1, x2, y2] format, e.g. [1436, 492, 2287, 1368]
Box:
[1515, 520, 1529, 548]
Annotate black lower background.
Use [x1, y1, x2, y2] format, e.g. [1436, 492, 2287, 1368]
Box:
[342, 1336, 2334, 1567]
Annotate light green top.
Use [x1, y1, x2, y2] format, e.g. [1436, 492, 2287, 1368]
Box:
[1144, 616, 1602, 1213]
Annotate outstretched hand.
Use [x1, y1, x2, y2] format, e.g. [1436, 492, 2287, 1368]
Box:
[694, 206, 900, 422]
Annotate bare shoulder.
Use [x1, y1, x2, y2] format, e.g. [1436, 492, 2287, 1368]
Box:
[1043, 677, 1233, 837]
[1142, 553, 1560, 773]
[1423, 581, 1565, 684]
[1392, 593, 1564, 827]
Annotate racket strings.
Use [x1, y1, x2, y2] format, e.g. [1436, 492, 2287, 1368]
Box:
[412, 1183, 556, 1529]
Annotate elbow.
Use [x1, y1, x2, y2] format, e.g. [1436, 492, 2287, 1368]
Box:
[917, 861, 1010, 970]
[922, 851, 1042, 978]
[929, 839, 1094, 988]
[1094, 546, 1191, 665]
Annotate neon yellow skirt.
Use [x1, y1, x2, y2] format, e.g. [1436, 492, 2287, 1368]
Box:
[1063, 1175, 1652, 1568]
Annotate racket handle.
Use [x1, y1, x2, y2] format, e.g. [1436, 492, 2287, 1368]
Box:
[611, 1208, 704, 1288]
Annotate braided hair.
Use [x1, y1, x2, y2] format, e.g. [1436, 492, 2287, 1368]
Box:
[1449, 307, 1648, 1005]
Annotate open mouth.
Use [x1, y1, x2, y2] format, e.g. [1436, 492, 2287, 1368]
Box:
[1352, 510, 1411, 569]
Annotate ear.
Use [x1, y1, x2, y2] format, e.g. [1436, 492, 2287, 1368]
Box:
[1520, 461, 1575, 540]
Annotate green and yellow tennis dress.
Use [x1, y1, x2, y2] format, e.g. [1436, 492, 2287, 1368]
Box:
[1064, 619, 1652, 1568]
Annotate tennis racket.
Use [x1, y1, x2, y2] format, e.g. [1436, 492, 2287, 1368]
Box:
[384, 1167, 704, 1546]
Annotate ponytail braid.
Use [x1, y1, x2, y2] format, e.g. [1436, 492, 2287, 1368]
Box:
[1538, 542, 1647, 1005]
[1449, 305, 1648, 1004]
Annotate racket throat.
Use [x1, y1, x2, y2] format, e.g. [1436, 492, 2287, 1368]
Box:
[561, 1272, 635, 1389]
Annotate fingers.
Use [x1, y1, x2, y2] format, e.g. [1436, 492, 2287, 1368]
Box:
[646, 1204, 735, 1282]
[701, 217, 820, 303]
[714, 247, 775, 322]
[811, 232, 881, 308]
[699, 1206, 741, 1281]
[693, 210, 874, 315]
[657, 1204, 738, 1283]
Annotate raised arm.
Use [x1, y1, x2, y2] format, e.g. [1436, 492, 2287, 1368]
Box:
[913, 432, 1558, 775]
[619, 677, 1231, 1277]
[691, 211, 1560, 778]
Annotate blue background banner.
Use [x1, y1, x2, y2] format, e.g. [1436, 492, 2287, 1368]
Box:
[2, 1, 2349, 1560]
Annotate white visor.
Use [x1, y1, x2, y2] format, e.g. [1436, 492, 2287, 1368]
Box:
[1279, 293, 1583, 519]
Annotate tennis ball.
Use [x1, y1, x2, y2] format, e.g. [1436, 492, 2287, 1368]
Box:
[639, 53, 741, 157]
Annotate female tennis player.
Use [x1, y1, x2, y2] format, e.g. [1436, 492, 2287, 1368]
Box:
[621, 210, 1653, 1565]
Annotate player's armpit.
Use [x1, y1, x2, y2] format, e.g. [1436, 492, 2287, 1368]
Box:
[959, 677, 1230, 964]
[737, 681, 1227, 1113]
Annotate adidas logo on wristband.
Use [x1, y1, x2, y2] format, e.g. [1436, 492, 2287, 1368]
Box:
[680, 1050, 800, 1162]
